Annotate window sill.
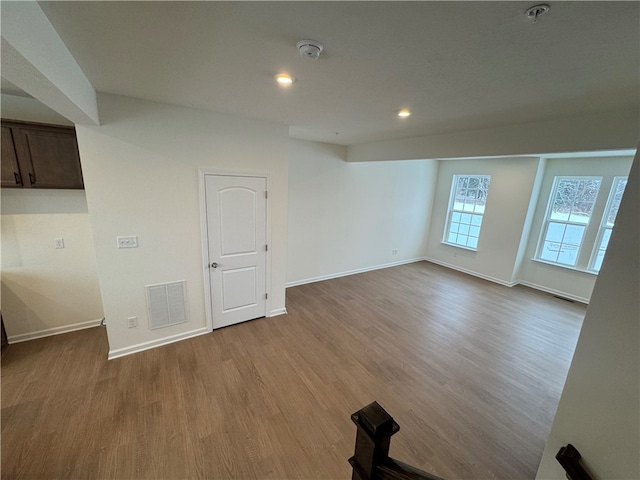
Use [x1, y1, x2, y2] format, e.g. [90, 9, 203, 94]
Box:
[441, 241, 478, 252]
[531, 258, 599, 276]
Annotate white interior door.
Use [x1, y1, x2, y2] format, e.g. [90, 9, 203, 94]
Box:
[205, 174, 267, 329]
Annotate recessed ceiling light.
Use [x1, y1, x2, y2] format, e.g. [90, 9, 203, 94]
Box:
[398, 109, 411, 118]
[275, 73, 295, 86]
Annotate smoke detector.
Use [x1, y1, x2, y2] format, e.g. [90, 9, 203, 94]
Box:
[525, 4, 550, 23]
[297, 40, 324, 60]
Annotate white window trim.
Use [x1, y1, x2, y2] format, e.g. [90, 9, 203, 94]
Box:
[587, 176, 627, 273]
[442, 174, 491, 251]
[531, 257, 599, 276]
[535, 175, 602, 268]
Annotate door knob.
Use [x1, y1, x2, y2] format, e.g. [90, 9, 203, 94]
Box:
[211, 262, 219, 268]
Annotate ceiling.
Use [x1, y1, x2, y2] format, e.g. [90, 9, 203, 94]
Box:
[5, 1, 639, 146]
[1, 77, 32, 98]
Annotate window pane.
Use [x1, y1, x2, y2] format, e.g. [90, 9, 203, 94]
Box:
[607, 178, 627, 226]
[601, 228, 612, 248]
[545, 222, 566, 243]
[540, 241, 560, 262]
[575, 179, 600, 204]
[551, 192, 571, 221]
[563, 224, 585, 246]
[557, 244, 578, 266]
[538, 176, 601, 268]
[589, 177, 627, 273]
[592, 250, 605, 272]
[591, 227, 612, 273]
[445, 175, 490, 249]
[570, 202, 594, 224]
[454, 186, 465, 210]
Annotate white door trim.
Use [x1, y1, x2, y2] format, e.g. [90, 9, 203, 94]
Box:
[198, 169, 272, 332]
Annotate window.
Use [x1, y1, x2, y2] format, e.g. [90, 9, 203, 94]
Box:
[589, 177, 627, 272]
[537, 177, 601, 267]
[443, 175, 491, 250]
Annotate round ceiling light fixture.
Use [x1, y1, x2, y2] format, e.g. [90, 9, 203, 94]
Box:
[275, 73, 295, 86]
[297, 40, 324, 60]
[398, 109, 411, 118]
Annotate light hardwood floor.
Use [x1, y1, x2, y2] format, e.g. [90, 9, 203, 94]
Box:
[1, 261, 586, 479]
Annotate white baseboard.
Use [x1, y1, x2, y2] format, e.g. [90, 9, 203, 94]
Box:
[285, 257, 427, 288]
[424, 257, 589, 304]
[424, 257, 518, 287]
[516, 280, 589, 304]
[108, 327, 209, 360]
[268, 308, 287, 317]
[8, 318, 103, 344]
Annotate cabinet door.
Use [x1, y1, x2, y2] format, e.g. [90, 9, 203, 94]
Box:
[1, 126, 23, 187]
[13, 125, 84, 189]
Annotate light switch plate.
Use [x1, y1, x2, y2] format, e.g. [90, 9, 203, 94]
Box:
[54, 238, 65, 249]
[117, 236, 138, 248]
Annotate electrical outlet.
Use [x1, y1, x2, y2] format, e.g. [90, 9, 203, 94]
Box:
[392, 248, 398, 255]
[117, 236, 138, 248]
[54, 238, 65, 249]
[127, 316, 137, 328]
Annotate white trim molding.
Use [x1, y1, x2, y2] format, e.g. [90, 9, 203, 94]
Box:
[108, 327, 208, 360]
[268, 308, 287, 317]
[517, 280, 589, 304]
[286, 257, 426, 288]
[198, 169, 273, 332]
[8, 318, 103, 344]
[425, 257, 589, 304]
[424, 257, 518, 287]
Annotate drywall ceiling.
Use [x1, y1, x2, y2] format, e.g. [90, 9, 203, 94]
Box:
[1, 77, 32, 98]
[29, 1, 640, 145]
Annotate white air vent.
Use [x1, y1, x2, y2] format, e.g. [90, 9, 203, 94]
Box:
[145, 281, 187, 329]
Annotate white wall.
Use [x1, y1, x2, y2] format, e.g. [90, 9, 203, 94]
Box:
[518, 156, 634, 302]
[1, 93, 74, 125]
[425, 157, 540, 285]
[1, 189, 104, 341]
[1, 93, 104, 342]
[424, 154, 634, 301]
[347, 109, 639, 162]
[287, 139, 437, 286]
[76, 93, 289, 357]
[536, 153, 639, 480]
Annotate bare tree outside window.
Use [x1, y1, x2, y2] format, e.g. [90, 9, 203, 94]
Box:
[444, 175, 491, 250]
[538, 177, 602, 267]
[590, 177, 627, 272]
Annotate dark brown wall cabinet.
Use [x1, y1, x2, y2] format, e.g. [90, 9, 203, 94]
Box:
[1, 120, 84, 189]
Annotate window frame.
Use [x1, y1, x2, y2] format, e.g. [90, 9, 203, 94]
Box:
[442, 174, 491, 251]
[588, 176, 628, 273]
[535, 175, 603, 268]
